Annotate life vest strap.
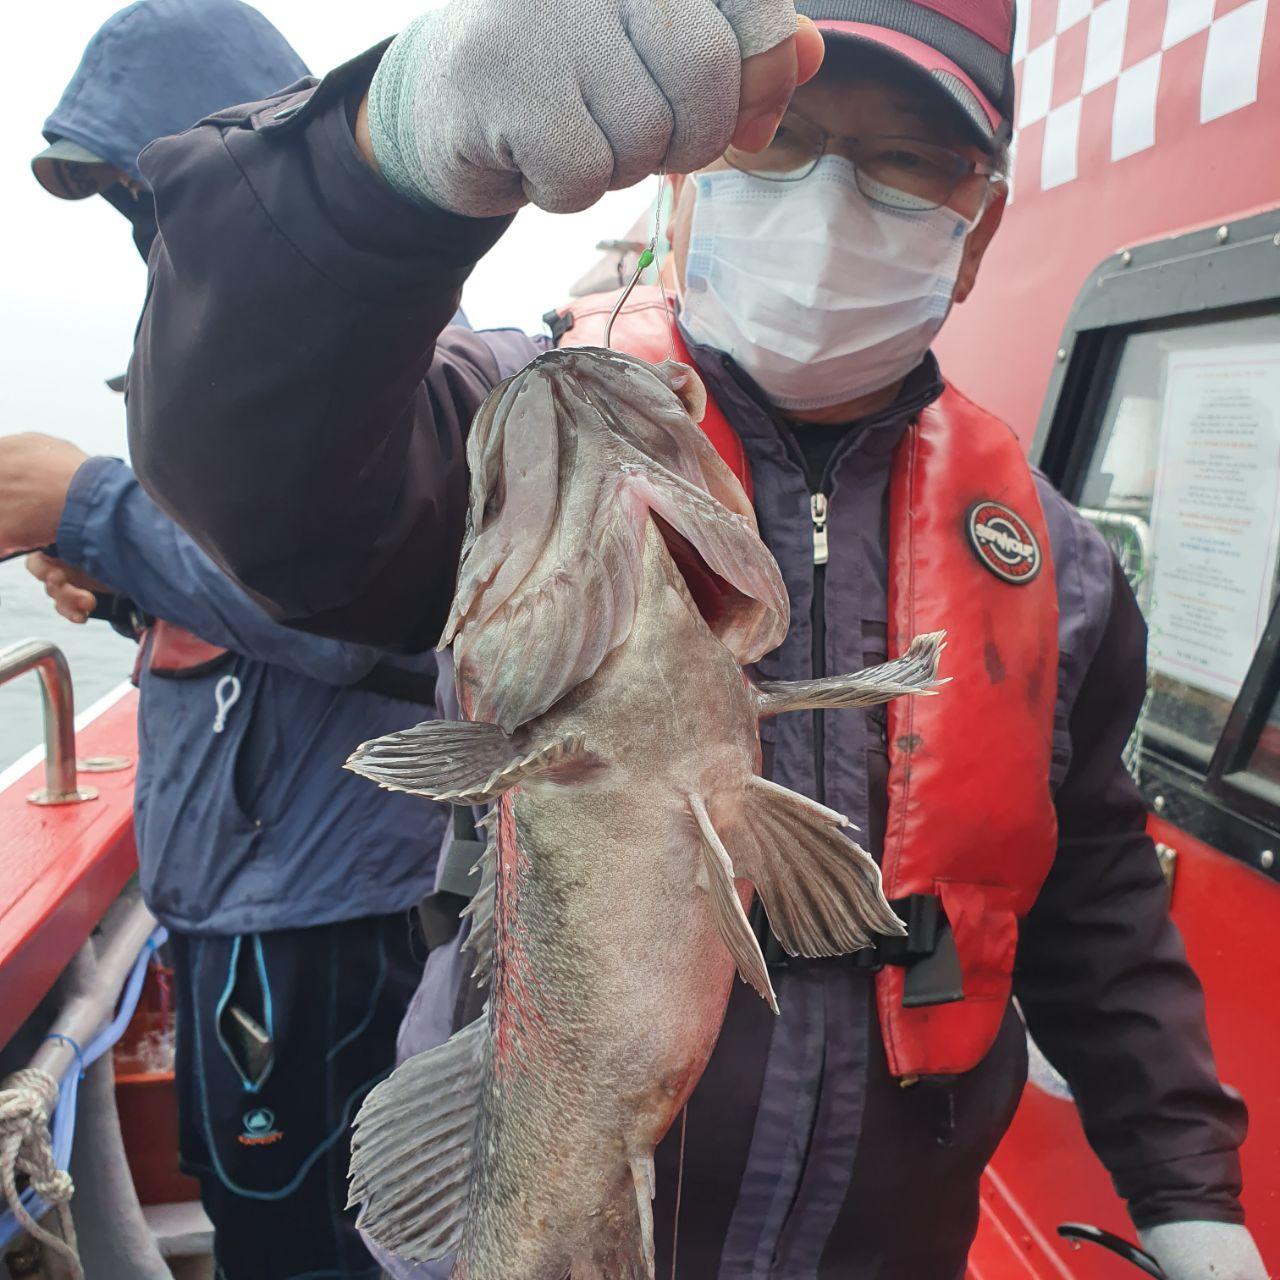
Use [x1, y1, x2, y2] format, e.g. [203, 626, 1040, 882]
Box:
[852, 895, 965, 1010]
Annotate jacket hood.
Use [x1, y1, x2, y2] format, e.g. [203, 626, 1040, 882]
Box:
[43, 0, 310, 185]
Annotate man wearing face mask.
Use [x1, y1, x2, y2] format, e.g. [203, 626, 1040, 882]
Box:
[122, 1, 1265, 1276]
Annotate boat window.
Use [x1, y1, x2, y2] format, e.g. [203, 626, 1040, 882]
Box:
[1075, 314, 1280, 765]
[1240, 695, 1280, 797]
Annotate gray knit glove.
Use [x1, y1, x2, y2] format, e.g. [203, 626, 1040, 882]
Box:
[1140, 1222, 1270, 1280]
[367, 0, 800, 216]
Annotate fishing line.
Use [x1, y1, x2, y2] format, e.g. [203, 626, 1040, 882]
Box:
[603, 238, 656, 349]
[670, 1105, 687, 1280]
[604, 170, 679, 361]
[652, 169, 678, 362]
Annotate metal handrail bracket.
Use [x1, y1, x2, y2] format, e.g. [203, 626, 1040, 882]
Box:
[0, 639, 98, 806]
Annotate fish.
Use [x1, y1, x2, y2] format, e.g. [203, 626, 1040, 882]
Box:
[344, 347, 946, 1280]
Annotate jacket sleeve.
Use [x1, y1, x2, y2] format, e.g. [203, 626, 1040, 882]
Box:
[1014, 556, 1249, 1230]
[56, 456, 389, 687]
[126, 46, 533, 651]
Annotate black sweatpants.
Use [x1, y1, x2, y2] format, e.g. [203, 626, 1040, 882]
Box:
[171, 913, 424, 1279]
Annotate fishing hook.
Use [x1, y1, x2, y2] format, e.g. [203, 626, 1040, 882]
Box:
[604, 236, 658, 350]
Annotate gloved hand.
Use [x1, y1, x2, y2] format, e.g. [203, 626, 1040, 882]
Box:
[365, 0, 814, 217]
[1140, 1221, 1270, 1280]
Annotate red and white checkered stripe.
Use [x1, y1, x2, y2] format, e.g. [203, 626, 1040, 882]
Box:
[1009, 0, 1272, 197]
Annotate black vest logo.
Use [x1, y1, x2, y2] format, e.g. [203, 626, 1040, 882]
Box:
[966, 502, 1042, 585]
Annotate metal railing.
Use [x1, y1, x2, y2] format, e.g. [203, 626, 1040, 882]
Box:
[0, 639, 96, 806]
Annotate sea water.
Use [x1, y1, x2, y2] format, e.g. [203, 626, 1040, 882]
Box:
[0, 288, 139, 771]
[0, 557, 135, 770]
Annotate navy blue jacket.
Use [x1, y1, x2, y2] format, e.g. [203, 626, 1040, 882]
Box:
[56, 457, 442, 935]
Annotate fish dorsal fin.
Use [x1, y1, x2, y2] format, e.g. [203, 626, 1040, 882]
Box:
[349, 1014, 487, 1262]
[460, 824, 498, 985]
[446, 349, 788, 731]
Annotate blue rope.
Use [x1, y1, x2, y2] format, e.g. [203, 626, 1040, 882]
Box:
[0, 926, 169, 1251]
[40, 1035, 85, 1080]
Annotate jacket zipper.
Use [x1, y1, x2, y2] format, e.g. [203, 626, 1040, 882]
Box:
[713, 354, 844, 805]
[810, 490, 830, 802]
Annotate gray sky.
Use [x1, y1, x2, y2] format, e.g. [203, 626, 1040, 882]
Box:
[1, 0, 654, 462]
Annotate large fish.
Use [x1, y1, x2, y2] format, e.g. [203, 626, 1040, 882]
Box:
[345, 348, 944, 1279]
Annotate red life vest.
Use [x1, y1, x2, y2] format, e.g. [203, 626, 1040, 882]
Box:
[557, 286, 1059, 1079]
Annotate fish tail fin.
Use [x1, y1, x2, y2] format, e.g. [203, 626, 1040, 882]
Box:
[755, 631, 948, 718]
[348, 1016, 486, 1262]
[345, 719, 586, 804]
[569, 1156, 656, 1280]
[734, 778, 906, 957]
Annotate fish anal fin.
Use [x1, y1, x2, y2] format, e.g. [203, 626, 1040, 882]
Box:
[348, 1016, 486, 1262]
[345, 719, 586, 804]
[570, 1157, 657, 1280]
[756, 631, 948, 718]
[736, 777, 906, 958]
[689, 795, 779, 1015]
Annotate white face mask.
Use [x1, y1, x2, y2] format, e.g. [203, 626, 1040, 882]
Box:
[679, 156, 976, 412]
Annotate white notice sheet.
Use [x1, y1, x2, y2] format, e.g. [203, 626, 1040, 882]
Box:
[1148, 344, 1280, 701]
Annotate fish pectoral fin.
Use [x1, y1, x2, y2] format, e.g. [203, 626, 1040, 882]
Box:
[345, 719, 587, 803]
[754, 631, 948, 718]
[689, 795, 779, 1015]
[348, 1014, 485, 1263]
[460, 826, 498, 986]
[736, 778, 907, 958]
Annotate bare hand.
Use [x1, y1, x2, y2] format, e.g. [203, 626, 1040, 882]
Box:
[0, 433, 89, 558]
[734, 15, 826, 152]
[24, 552, 111, 625]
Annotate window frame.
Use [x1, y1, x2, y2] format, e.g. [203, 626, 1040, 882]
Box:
[1032, 206, 1280, 883]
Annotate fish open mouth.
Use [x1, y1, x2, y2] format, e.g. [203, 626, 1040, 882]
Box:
[651, 512, 738, 634]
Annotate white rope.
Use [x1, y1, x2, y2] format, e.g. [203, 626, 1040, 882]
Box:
[0, 1067, 84, 1279]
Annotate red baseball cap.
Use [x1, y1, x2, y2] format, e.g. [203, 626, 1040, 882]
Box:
[796, 0, 1017, 147]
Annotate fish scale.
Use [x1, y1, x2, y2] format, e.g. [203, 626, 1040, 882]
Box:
[344, 347, 946, 1278]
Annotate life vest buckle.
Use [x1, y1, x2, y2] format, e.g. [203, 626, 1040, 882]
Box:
[854, 894, 965, 1009]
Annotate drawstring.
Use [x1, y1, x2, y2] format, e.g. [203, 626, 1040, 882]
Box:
[213, 674, 242, 734]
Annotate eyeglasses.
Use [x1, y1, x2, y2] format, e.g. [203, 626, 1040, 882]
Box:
[724, 109, 1004, 217]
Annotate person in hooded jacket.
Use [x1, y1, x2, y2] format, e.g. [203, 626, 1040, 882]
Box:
[43, 0, 1268, 1276]
[5, 4, 450, 1277]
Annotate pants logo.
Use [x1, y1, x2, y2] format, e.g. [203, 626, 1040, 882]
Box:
[239, 1107, 284, 1147]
